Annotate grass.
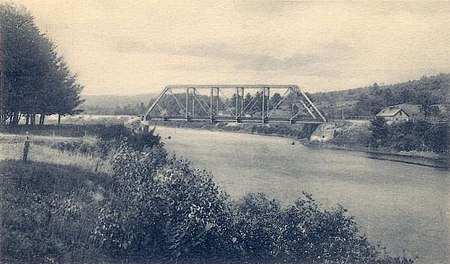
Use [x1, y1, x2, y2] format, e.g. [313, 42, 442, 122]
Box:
[0, 157, 114, 263]
[0, 133, 111, 174]
[0, 133, 113, 262]
[0, 126, 417, 263]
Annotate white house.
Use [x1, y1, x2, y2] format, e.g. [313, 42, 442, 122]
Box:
[376, 106, 409, 124]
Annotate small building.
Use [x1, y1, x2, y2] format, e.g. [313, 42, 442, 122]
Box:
[376, 106, 409, 124]
[394, 104, 422, 120]
[310, 123, 335, 142]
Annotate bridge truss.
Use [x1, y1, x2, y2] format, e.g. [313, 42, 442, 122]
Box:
[143, 85, 326, 124]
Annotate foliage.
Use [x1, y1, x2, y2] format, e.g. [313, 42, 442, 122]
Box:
[54, 124, 162, 157]
[0, 160, 113, 263]
[232, 193, 282, 260]
[331, 122, 372, 148]
[93, 142, 413, 263]
[311, 74, 449, 119]
[0, 3, 83, 125]
[369, 119, 448, 154]
[369, 117, 390, 148]
[54, 137, 111, 158]
[95, 144, 238, 261]
[1, 125, 414, 263]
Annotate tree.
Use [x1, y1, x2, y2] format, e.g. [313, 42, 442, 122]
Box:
[0, 3, 83, 126]
[270, 92, 282, 107]
[369, 116, 389, 148]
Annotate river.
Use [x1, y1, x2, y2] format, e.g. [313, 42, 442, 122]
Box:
[154, 126, 448, 264]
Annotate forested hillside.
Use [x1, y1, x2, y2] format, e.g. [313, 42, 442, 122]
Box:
[310, 74, 449, 119]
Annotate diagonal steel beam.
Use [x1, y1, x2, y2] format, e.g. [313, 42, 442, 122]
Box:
[168, 89, 186, 113]
[192, 88, 211, 115]
[143, 86, 169, 120]
[267, 87, 291, 117]
[296, 86, 327, 122]
[299, 100, 316, 119]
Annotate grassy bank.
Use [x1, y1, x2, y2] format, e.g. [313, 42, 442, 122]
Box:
[1, 126, 414, 263]
[319, 120, 449, 166]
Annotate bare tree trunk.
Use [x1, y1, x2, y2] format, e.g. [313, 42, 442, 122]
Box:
[39, 113, 45, 125]
[57, 114, 61, 126]
[25, 114, 30, 125]
[12, 111, 19, 126]
[30, 114, 35, 126]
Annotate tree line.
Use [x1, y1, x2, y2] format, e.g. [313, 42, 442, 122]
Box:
[0, 4, 83, 126]
[311, 74, 449, 119]
[369, 117, 448, 154]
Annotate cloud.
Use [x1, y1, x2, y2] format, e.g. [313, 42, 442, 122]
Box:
[114, 39, 349, 73]
[15, 0, 450, 95]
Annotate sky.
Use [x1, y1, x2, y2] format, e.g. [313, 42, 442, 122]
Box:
[7, 0, 450, 95]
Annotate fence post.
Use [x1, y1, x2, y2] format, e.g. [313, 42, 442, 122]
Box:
[23, 132, 30, 163]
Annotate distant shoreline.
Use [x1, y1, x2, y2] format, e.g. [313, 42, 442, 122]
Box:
[153, 123, 449, 169]
[302, 141, 449, 169]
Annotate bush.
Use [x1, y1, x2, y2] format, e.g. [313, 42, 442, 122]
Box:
[1, 125, 414, 263]
[54, 137, 111, 158]
[232, 193, 282, 260]
[0, 160, 113, 263]
[369, 119, 448, 154]
[54, 125, 162, 158]
[93, 143, 413, 263]
[95, 143, 238, 261]
[280, 194, 377, 263]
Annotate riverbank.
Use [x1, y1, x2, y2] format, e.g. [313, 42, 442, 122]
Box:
[2, 126, 416, 264]
[155, 125, 449, 264]
[302, 140, 449, 169]
[150, 121, 449, 169]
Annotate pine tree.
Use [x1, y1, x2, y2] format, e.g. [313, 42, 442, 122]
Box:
[0, 3, 83, 126]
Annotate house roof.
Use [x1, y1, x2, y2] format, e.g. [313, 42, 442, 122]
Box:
[376, 106, 409, 117]
[395, 103, 422, 116]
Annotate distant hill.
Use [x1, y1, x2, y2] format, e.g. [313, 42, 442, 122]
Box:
[309, 73, 449, 119]
[80, 93, 157, 115]
[79, 74, 449, 119]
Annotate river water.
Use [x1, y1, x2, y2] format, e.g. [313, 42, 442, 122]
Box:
[155, 126, 449, 264]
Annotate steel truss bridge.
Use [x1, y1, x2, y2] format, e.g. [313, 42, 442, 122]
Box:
[143, 85, 326, 124]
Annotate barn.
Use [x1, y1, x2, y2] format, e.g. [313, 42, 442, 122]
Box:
[376, 106, 409, 124]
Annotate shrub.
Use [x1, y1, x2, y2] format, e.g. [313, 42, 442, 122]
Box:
[95, 143, 238, 261]
[280, 193, 378, 263]
[369, 120, 449, 154]
[232, 193, 282, 260]
[54, 125, 162, 158]
[54, 137, 111, 158]
[0, 160, 112, 263]
[93, 144, 413, 263]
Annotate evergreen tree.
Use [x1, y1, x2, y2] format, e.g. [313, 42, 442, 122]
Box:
[0, 3, 83, 126]
[369, 116, 389, 148]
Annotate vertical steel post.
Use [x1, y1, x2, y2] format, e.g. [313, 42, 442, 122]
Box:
[240, 88, 245, 116]
[266, 87, 270, 119]
[185, 88, 189, 121]
[235, 87, 239, 122]
[261, 87, 265, 123]
[216, 88, 219, 116]
[192, 88, 195, 118]
[210, 88, 214, 122]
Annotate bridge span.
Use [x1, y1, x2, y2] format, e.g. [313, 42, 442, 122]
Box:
[143, 85, 326, 124]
